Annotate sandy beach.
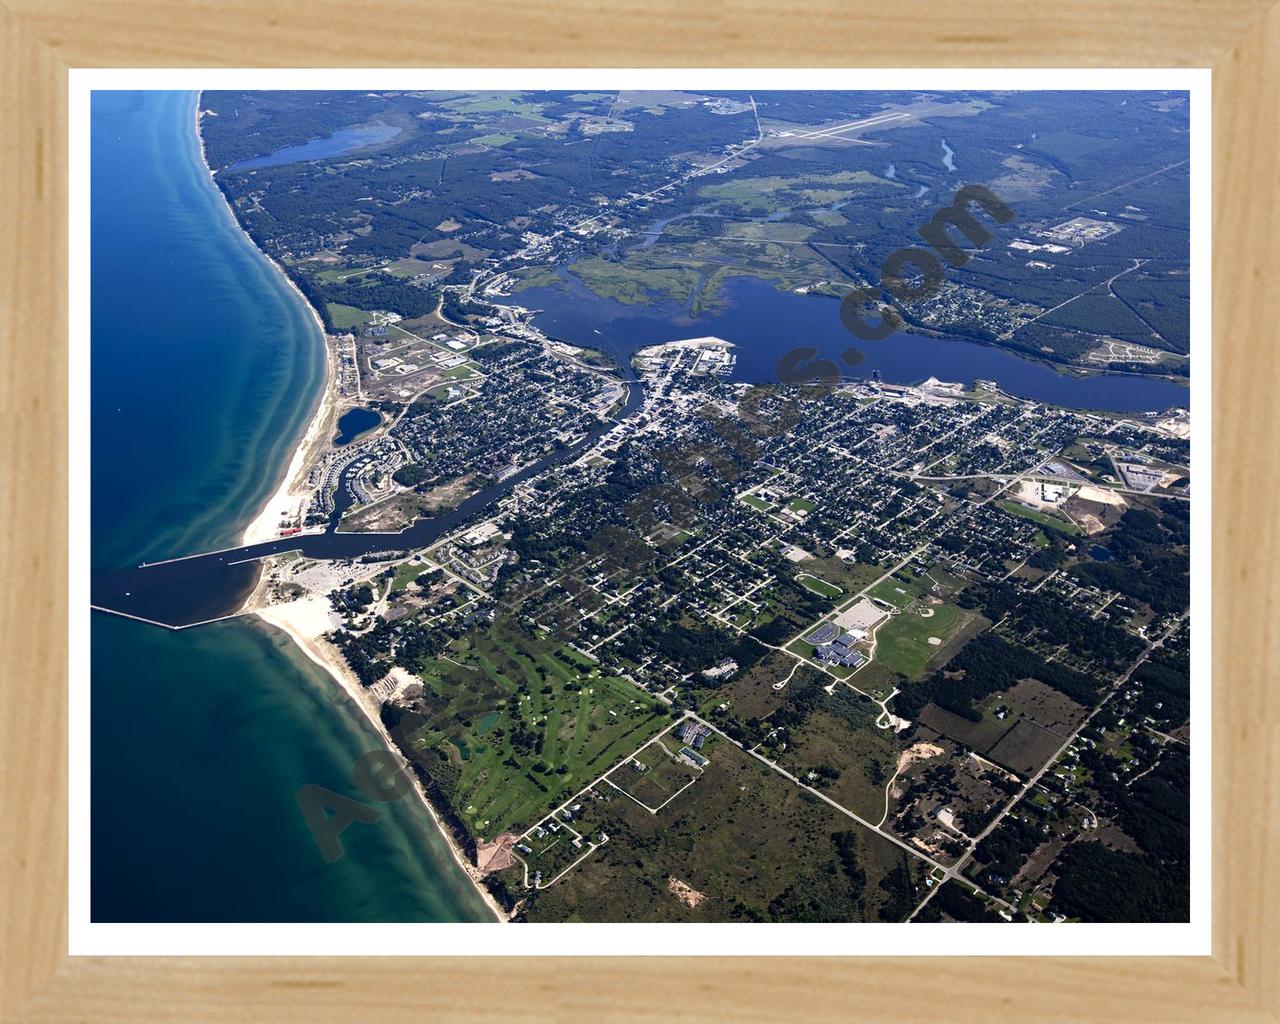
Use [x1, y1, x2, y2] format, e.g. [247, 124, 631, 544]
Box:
[237, 339, 336, 547]
[197, 97, 505, 923]
[257, 596, 508, 923]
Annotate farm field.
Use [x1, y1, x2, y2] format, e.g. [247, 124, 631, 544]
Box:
[914, 675, 1086, 778]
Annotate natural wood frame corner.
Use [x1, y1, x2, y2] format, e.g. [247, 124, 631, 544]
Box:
[2, 1, 1276, 1019]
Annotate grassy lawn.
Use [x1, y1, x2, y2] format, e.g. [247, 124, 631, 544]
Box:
[867, 576, 921, 611]
[390, 560, 431, 593]
[383, 258, 444, 278]
[797, 573, 843, 600]
[996, 499, 1082, 535]
[739, 493, 772, 512]
[799, 556, 885, 594]
[786, 497, 817, 514]
[326, 302, 370, 330]
[401, 619, 669, 839]
[873, 603, 973, 680]
[316, 266, 382, 284]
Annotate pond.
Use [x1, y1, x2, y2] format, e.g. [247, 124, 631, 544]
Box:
[333, 406, 382, 446]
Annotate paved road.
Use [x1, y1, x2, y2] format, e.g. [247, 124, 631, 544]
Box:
[906, 608, 1189, 921]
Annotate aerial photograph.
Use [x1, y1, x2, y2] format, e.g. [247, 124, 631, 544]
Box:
[89, 87, 1193, 927]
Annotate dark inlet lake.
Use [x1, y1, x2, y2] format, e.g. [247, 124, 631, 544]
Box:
[226, 122, 402, 171]
[516, 273, 1190, 414]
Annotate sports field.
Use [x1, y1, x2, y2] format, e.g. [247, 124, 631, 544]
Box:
[873, 603, 976, 680]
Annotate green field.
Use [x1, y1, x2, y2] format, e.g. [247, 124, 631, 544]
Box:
[442, 94, 548, 117]
[316, 266, 382, 284]
[786, 497, 817, 514]
[396, 619, 669, 839]
[470, 133, 518, 147]
[873, 603, 974, 680]
[797, 573, 843, 600]
[996, 500, 1082, 535]
[326, 302, 370, 329]
[390, 560, 431, 593]
[867, 576, 921, 611]
[723, 221, 816, 242]
[798, 556, 886, 594]
[384, 258, 442, 278]
[696, 169, 899, 213]
[739, 493, 772, 512]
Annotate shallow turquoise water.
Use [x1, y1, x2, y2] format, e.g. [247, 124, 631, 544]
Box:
[90, 90, 488, 922]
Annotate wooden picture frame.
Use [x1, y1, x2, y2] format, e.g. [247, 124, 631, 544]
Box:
[2, 2, 1276, 1019]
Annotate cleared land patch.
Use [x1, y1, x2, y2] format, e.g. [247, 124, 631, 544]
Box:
[508, 733, 925, 922]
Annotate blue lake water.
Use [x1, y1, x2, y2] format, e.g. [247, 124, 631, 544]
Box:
[226, 123, 401, 171]
[90, 90, 488, 923]
[517, 272, 1189, 413]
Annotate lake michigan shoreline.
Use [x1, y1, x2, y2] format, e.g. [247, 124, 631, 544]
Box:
[255, 601, 508, 923]
[194, 95, 339, 551]
[194, 93, 505, 923]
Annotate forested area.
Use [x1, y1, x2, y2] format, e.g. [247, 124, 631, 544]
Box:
[1070, 505, 1190, 616]
[896, 633, 1102, 722]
